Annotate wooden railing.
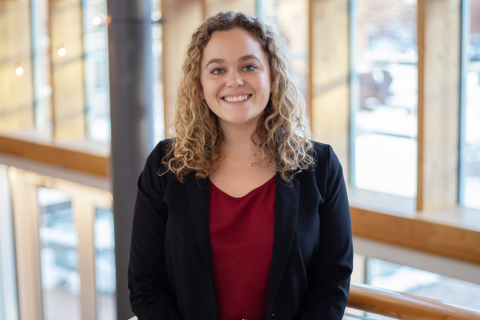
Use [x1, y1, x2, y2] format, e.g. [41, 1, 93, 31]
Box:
[129, 282, 480, 320]
[347, 283, 480, 320]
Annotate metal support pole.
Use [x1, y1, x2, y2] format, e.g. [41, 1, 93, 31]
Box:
[106, 0, 154, 318]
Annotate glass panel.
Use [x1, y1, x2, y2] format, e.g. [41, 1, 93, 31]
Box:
[94, 206, 116, 320]
[38, 188, 81, 320]
[366, 258, 480, 311]
[0, 164, 19, 320]
[83, 0, 111, 143]
[152, 0, 165, 143]
[460, 0, 480, 210]
[259, 0, 309, 103]
[351, 0, 417, 197]
[31, 0, 53, 135]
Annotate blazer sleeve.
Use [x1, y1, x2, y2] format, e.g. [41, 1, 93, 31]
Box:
[298, 145, 354, 319]
[128, 142, 183, 319]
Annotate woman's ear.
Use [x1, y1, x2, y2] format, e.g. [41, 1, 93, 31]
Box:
[199, 91, 205, 100]
[270, 82, 274, 93]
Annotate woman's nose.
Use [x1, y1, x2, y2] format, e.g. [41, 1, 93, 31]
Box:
[225, 71, 244, 87]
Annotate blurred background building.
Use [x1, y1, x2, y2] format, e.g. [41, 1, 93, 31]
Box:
[0, 0, 479, 319]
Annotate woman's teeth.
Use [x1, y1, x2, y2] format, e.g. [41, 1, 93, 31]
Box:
[223, 95, 249, 102]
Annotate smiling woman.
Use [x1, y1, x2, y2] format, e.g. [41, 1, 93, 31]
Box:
[128, 11, 353, 320]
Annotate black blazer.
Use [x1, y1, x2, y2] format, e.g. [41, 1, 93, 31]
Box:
[128, 139, 353, 320]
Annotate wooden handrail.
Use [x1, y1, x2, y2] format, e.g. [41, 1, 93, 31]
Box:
[0, 133, 108, 177]
[348, 282, 480, 320]
[128, 283, 480, 320]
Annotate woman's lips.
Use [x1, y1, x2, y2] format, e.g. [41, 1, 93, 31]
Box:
[221, 94, 252, 103]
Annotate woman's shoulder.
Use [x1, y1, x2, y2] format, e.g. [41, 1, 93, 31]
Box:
[310, 140, 329, 156]
[143, 139, 174, 174]
[149, 138, 173, 160]
[153, 138, 173, 152]
[309, 140, 343, 172]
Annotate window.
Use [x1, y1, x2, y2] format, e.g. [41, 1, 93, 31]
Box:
[258, 0, 309, 106]
[2, 0, 166, 148]
[83, 0, 111, 143]
[152, 0, 165, 143]
[31, 0, 53, 135]
[460, 0, 480, 210]
[350, 0, 417, 197]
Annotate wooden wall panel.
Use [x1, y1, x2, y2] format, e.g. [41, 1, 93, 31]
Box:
[310, 0, 350, 177]
[204, 0, 256, 18]
[417, 0, 461, 210]
[50, 0, 86, 139]
[162, 0, 204, 137]
[0, 0, 35, 130]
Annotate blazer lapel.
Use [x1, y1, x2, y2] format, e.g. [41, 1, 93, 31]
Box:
[184, 176, 215, 294]
[266, 173, 300, 316]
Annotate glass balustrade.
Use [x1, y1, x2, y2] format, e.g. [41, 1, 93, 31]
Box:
[94, 206, 117, 320]
[38, 187, 81, 320]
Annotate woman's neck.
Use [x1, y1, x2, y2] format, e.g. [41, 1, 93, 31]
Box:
[219, 119, 262, 159]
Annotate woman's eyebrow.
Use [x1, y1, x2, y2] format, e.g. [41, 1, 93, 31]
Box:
[205, 58, 225, 68]
[205, 55, 261, 69]
[238, 54, 260, 63]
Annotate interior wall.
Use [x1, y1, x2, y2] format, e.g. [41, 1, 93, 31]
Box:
[417, 0, 461, 210]
[310, 0, 350, 176]
[0, 0, 35, 131]
[50, 0, 86, 139]
[162, 0, 204, 137]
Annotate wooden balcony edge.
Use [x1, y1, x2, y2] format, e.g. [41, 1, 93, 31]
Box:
[351, 206, 480, 265]
[348, 282, 480, 320]
[0, 134, 108, 177]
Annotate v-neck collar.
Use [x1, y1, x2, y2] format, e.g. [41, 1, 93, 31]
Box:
[209, 175, 277, 200]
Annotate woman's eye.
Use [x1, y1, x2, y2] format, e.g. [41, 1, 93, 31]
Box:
[211, 68, 224, 75]
[243, 65, 257, 71]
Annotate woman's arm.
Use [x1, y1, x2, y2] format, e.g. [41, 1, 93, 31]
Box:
[298, 145, 354, 319]
[128, 142, 183, 319]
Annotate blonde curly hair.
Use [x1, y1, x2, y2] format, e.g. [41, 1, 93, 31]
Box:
[162, 11, 314, 182]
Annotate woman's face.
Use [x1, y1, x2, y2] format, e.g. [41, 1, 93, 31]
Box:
[200, 27, 273, 129]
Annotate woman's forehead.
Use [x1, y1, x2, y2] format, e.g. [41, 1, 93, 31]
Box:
[201, 28, 268, 65]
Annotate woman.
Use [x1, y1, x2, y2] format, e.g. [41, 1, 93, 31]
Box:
[128, 11, 353, 320]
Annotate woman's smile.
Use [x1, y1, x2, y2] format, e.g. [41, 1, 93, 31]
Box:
[220, 93, 253, 103]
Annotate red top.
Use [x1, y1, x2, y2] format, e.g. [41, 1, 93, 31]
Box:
[209, 176, 276, 320]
